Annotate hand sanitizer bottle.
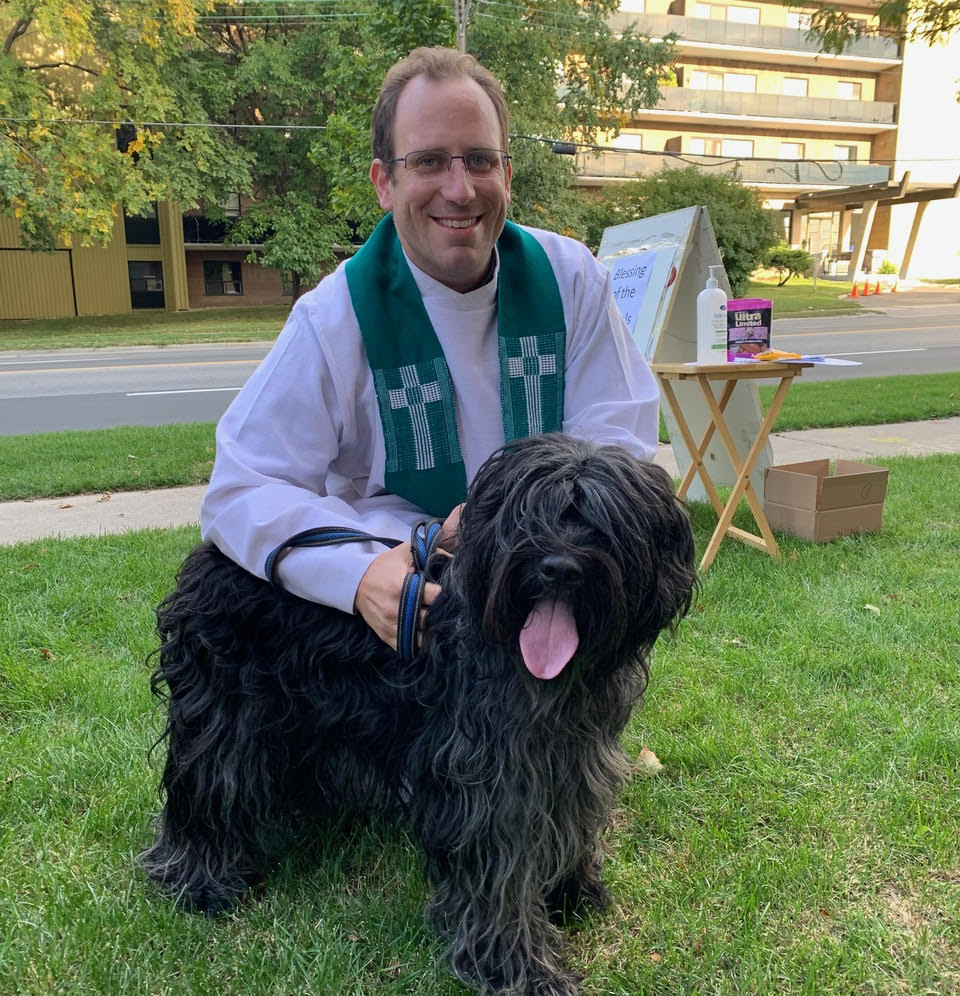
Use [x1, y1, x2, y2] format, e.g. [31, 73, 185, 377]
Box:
[696, 265, 728, 364]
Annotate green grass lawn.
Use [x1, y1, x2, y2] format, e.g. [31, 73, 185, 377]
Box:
[0, 277, 870, 353]
[1, 372, 957, 501]
[2, 452, 958, 995]
[0, 305, 289, 350]
[745, 275, 863, 316]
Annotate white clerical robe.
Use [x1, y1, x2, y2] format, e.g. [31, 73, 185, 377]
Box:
[201, 225, 660, 613]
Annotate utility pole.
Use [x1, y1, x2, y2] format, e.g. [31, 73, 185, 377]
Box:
[455, 0, 471, 53]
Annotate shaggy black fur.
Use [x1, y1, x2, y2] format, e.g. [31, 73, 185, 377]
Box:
[140, 433, 697, 996]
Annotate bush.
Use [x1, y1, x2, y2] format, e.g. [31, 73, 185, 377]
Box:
[879, 259, 899, 275]
[765, 242, 814, 286]
[577, 167, 781, 297]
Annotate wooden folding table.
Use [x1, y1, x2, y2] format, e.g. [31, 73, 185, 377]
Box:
[651, 360, 813, 572]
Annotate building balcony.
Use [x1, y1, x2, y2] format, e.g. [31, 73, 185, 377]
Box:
[612, 11, 901, 70]
[638, 86, 896, 134]
[573, 149, 891, 190]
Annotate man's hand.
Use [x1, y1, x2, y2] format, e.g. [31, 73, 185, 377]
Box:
[354, 505, 464, 651]
[439, 502, 464, 553]
[354, 542, 440, 651]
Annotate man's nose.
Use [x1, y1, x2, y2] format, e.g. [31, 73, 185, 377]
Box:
[440, 158, 476, 201]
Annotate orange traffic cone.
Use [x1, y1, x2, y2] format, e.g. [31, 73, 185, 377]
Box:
[862, 281, 870, 295]
[850, 283, 859, 298]
[891, 281, 898, 293]
[874, 281, 882, 295]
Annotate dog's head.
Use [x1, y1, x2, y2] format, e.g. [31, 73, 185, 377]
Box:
[445, 434, 697, 681]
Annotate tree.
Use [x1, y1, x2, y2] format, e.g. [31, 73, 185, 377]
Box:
[1, 1, 676, 292]
[0, 1, 249, 249]
[764, 242, 813, 286]
[578, 167, 781, 297]
[788, 0, 960, 54]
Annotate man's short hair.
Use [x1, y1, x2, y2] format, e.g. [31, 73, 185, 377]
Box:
[371, 47, 510, 175]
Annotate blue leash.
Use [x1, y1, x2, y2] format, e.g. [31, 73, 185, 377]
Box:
[264, 519, 445, 661]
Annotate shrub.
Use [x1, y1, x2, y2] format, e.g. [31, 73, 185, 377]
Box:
[879, 259, 899, 275]
[765, 242, 814, 286]
[577, 167, 781, 297]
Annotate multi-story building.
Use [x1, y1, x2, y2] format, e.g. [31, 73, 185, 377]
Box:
[581, 1, 960, 278]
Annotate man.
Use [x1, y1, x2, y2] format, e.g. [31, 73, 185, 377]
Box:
[200, 46, 659, 650]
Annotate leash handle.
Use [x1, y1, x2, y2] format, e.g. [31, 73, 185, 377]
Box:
[264, 526, 401, 586]
[265, 519, 446, 663]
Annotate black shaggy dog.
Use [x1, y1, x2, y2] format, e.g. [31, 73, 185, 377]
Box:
[141, 433, 697, 996]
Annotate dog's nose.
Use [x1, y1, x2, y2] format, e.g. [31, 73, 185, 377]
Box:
[539, 555, 583, 588]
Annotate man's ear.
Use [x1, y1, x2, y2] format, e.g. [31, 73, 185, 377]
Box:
[370, 160, 394, 211]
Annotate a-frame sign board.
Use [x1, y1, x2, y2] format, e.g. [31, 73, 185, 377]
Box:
[597, 205, 771, 498]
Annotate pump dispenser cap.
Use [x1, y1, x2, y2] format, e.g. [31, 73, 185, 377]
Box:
[706, 265, 723, 288]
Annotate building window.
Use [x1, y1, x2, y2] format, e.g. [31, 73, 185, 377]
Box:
[688, 70, 723, 90]
[836, 81, 862, 100]
[780, 142, 806, 158]
[720, 138, 755, 157]
[693, 2, 715, 18]
[220, 193, 242, 218]
[619, 0, 645, 10]
[690, 137, 755, 157]
[782, 77, 808, 97]
[128, 261, 165, 309]
[724, 72, 757, 93]
[786, 10, 812, 29]
[727, 5, 760, 23]
[204, 260, 243, 296]
[833, 144, 858, 161]
[690, 137, 721, 155]
[124, 205, 161, 245]
[613, 133, 643, 150]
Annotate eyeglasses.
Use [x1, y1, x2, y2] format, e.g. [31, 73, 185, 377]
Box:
[389, 148, 511, 179]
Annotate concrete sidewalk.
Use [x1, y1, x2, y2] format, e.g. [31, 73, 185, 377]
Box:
[1, 417, 958, 547]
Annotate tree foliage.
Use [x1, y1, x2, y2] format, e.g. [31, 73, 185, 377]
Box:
[1, 0, 676, 290]
[764, 242, 813, 286]
[0, 0, 249, 249]
[578, 167, 781, 297]
[788, 0, 960, 54]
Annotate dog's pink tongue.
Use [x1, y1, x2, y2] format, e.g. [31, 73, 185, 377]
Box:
[519, 600, 579, 680]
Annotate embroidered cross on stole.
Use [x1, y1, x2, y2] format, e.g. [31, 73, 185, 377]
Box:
[344, 214, 566, 518]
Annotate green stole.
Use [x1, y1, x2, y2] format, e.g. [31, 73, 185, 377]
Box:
[344, 213, 566, 517]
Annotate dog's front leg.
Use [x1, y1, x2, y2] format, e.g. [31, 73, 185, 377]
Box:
[424, 853, 581, 996]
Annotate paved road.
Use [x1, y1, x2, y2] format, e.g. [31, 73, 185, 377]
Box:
[0, 343, 269, 435]
[771, 297, 959, 381]
[1, 293, 957, 434]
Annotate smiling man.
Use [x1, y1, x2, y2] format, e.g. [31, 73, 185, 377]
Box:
[199, 47, 661, 649]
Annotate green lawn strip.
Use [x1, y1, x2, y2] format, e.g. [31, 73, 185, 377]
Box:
[0, 423, 216, 500]
[0, 305, 289, 351]
[745, 276, 864, 316]
[1, 280, 867, 354]
[1, 453, 958, 994]
[2, 373, 958, 500]
[759, 371, 960, 431]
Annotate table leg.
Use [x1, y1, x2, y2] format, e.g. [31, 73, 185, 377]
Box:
[697, 373, 797, 571]
[658, 376, 727, 513]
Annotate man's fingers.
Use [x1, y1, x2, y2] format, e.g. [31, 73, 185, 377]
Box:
[421, 580, 442, 607]
[439, 503, 464, 552]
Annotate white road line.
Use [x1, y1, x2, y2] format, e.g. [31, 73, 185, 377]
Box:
[126, 387, 242, 397]
[825, 348, 927, 357]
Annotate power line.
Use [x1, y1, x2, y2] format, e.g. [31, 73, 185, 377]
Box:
[3, 116, 955, 167]
[0, 117, 328, 131]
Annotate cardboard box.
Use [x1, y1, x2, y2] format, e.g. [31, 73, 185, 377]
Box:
[764, 459, 889, 542]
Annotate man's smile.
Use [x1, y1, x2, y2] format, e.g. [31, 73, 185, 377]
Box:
[436, 216, 480, 229]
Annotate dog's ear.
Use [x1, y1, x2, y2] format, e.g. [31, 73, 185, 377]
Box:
[587, 452, 698, 638]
